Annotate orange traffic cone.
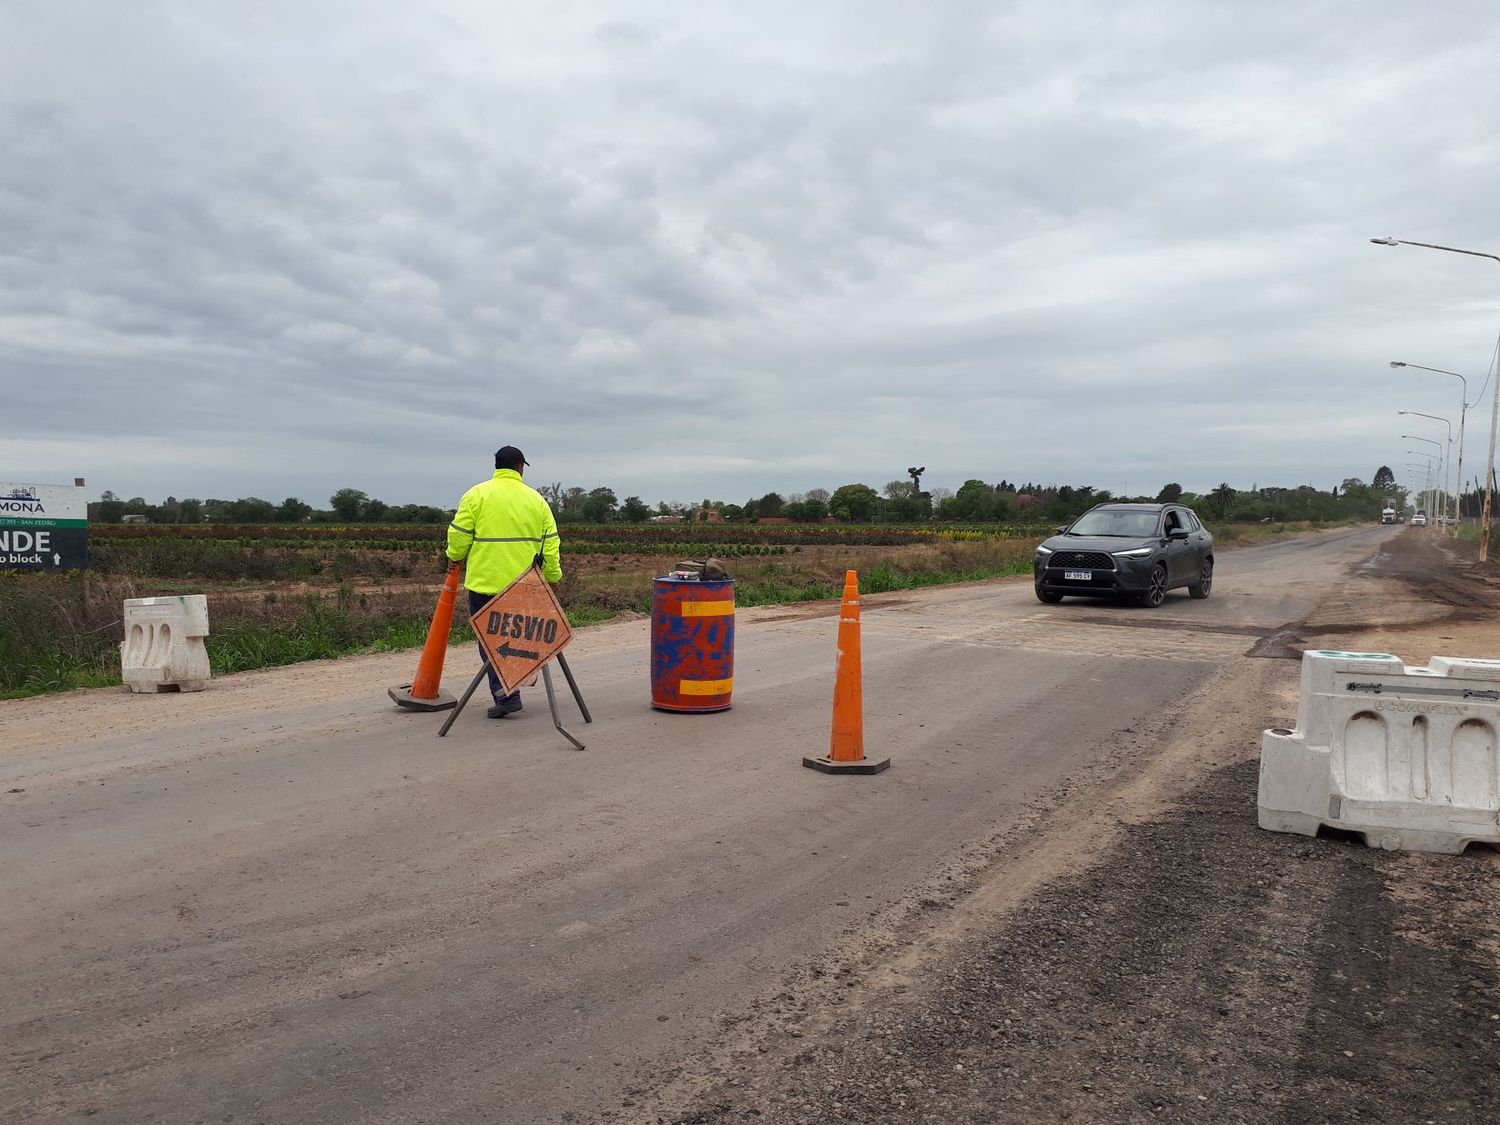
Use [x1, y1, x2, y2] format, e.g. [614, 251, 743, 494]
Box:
[803, 570, 890, 774]
[389, 562, 461, 711]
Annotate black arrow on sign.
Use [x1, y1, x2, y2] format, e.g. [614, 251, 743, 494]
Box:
[497, 641, 540, 661]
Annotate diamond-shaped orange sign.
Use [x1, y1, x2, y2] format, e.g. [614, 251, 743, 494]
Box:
[471, 567, 573, 694]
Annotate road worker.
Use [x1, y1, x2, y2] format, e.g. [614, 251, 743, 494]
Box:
[446, 446, 563, 717]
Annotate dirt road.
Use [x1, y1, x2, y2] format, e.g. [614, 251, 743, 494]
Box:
[3, 525, 1494, 1123]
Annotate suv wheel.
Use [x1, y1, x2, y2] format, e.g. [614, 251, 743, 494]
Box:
[1189, 559, 1213, 599]
[1139, 565, 1168, 608]
[1036, 587, 1063, 604]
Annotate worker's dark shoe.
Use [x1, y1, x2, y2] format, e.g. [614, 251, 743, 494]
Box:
[486, 699, 523, 719]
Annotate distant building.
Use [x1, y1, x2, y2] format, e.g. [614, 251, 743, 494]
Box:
[695, 508, 724, 523]
[121, 514, 150, 524]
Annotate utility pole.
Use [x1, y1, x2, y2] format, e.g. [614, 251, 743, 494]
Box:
[1371, 239, 1500, 559]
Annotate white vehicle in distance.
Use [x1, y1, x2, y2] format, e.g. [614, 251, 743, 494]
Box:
[1411, 512, 1428, 527]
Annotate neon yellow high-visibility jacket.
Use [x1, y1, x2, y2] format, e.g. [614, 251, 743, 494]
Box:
[446, 469, 563, 593]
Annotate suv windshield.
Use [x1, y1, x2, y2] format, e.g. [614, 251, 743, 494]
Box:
[1067, 510, 1160, 537]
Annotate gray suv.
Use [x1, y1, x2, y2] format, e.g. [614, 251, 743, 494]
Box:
[1034, 503, 1214, 607]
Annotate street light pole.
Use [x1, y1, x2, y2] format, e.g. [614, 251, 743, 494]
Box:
[1405, 463, 1432, 507]
[1400, 413, 1453, 528]
[1405, 439, 1443, 522]
[1406, 465, 1433, 522]
[1372, 237, 1500, 559]
[1391, 361, 1468, 537]
[1406, 464, 1433, 514]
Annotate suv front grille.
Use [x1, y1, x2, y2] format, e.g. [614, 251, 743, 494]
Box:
[1047, 550, 1115, 571]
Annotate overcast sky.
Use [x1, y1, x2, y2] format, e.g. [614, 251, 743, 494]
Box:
[5, 1, 1500, 507]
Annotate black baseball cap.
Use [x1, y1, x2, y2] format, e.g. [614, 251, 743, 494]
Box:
[495, 445, 530, 469]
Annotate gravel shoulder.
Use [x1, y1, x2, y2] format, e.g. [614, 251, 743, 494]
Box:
[660, 760, 1499, 1125]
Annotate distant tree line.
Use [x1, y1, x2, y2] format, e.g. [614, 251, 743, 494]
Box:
[85, 466, 1407, 526]
[87, 489, 449, 525]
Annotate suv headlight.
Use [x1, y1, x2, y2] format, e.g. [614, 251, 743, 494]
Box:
[1035, 545, 1053, 556]
[1112, 547, 1153, 558]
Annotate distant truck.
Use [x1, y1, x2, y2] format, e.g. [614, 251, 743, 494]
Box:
[1381, 503, 1398, 524]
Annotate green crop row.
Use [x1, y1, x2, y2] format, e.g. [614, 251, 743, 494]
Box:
[92, 522, 1053, 547]
[78, 523, 1056, 580]
[89, 540, 417, 581]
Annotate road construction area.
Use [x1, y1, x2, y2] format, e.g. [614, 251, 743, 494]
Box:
[4, 525, 1498, 1124]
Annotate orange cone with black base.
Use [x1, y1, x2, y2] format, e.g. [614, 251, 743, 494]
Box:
[803, 570, 890, 774]
[389, 563, 460, 711]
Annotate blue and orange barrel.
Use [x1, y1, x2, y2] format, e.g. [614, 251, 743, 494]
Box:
[650, 577, 735, 712]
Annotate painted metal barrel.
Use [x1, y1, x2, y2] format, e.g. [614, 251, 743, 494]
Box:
[650, 577, 735, 712]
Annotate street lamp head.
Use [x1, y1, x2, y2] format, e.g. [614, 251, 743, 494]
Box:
[1389, 360, 1407, 368]
[1370, 236, 1400, 246]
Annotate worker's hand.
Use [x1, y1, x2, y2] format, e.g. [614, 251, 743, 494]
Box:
[443, 554, 460, 573]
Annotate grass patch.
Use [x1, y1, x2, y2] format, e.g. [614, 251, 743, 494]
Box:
[0, 575, 635, 700]
[562, 604, 624, 628]
[1, 524, 1328, 700]
[0, 542, 1040, 698]
[1201, 518, 1361, 547]
[659, 541, 1036, 611]
[206, 603, 468, 676]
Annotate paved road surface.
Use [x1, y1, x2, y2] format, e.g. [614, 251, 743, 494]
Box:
[1, 526, 1396, 1123]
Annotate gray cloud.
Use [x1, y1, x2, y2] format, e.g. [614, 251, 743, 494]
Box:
[4, 0, 1500, 507]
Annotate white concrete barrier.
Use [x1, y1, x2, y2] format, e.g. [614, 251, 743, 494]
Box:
[1259, 649, 1500, 854]
[121, 595, 211, 693]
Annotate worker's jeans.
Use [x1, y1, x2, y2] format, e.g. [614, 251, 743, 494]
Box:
[469, 590, 521, 707]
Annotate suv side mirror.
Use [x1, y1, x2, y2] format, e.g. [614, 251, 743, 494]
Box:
[1055, 525, 1068, 534]
[1167, 527, 1190, 541]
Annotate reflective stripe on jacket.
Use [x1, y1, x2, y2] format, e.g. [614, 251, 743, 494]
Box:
[446, 469, 563, 593]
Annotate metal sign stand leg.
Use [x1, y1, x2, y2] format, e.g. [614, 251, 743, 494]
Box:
[555, 651, 593, 723]
[437, 656, 593, 749]
[437, 666, 491, 738]
[541, 663, 587, 751]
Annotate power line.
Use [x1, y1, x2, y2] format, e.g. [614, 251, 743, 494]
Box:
[1471, 330, 1500, 406]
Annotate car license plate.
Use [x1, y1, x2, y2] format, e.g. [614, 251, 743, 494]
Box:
[1064, 570, 1091, 581]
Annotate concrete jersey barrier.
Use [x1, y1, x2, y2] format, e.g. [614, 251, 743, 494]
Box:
[121, 595, 211, 693]
[1259, 649, 1500, 854]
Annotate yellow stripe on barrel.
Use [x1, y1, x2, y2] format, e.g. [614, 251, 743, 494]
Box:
[677, 601, 735, 617]
[680, 677, 733, 695]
